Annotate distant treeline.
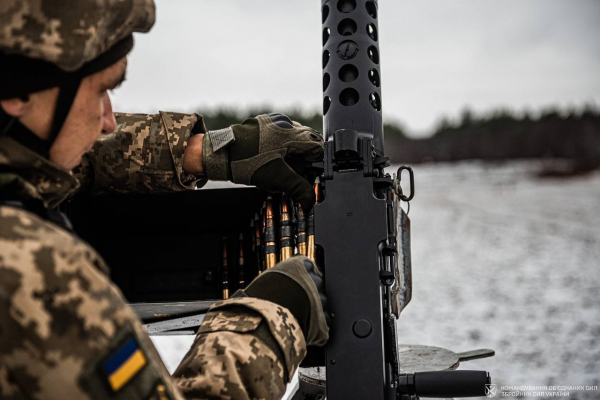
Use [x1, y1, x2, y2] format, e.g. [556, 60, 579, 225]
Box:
[197, 105, 600, 170]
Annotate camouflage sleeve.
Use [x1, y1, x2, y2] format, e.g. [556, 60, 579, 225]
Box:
[0, 206, 185, 400]
[172, 296, 307, 400]
[73, 111, 207, 194]
[0, 206, 307, 400]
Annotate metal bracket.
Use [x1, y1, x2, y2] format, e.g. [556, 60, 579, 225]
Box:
[380, 270, 395, 286]
[394, 166, 415, 202]
[143, 313, 206, 335]
[323, 142, 334, 180]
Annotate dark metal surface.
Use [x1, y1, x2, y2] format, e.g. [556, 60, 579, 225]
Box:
[295, 345, 492, 398]
[130, 300, 218, 322]
[322, 0, 384, 155]
[144, 313, 206, 335]
[399, 370, 491, 398]
[297, 345, 463, 382]
[395, 166, 415, 202]
[68, 188, 265, 303]
[318, 1, 392, 398]
[457, 349, 496, 362]
[131, 300, 218, 335]
[314, 170, 388, 400]
[293, 367, 327, 400]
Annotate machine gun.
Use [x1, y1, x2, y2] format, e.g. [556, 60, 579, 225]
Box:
[294, 1, 493, 399]
[68, 1, 494, 398]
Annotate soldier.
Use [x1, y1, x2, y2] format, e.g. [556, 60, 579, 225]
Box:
[0, 1, 328, 399]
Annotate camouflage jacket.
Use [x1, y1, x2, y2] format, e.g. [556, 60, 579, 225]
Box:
[0, 113, 306, 400]
[74, 112, 206, 197]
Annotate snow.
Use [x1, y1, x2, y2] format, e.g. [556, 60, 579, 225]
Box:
[396, 161, 600, 398]
[152, 161, 600, 399]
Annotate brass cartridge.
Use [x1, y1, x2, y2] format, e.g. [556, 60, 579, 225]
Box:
[296, 202, 307, 256]
[280, 194, 295, 261]
[221, 236, 230, 299]
[264, 196, 277, 269]
[307, 177, 321, 262]
[314, 176, 322, 203]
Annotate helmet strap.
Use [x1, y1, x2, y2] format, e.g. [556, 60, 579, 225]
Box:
[0, 74, 82, 159]
[49, 74, 83, 143]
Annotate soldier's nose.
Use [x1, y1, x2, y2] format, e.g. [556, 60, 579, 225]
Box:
[101, 93, 116, 134]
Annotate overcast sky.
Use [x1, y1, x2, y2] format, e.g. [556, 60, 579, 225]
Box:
[111, 0, 600, 137]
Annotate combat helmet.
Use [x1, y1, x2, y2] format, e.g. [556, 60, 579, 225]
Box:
[0, 0, 155, 148]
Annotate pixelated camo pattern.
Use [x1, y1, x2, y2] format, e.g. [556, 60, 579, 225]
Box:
[207, 297, 306, 382]
[0, 135, 79, 209]
[173, 298, 306, 400]
[73, 111, 206, 194]
[0, 0, 155, 71]
[0, 206, 184, 400]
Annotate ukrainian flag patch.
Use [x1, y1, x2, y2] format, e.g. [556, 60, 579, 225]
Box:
[103, 337, 147, 392]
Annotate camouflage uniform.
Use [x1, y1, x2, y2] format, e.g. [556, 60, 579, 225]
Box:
[0, 113, 307, 399]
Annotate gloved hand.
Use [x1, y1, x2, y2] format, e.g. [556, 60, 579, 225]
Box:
[244, 256, 329, 347]
[202, 113, 324, 209]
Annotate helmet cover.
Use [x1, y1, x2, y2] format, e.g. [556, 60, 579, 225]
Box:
[0, 0, 155, 72]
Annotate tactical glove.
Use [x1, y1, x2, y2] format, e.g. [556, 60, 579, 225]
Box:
[244, 256, 329, 347]
[202, 113, 324, 209]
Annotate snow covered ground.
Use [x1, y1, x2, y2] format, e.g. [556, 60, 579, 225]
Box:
[152, 161, 600, 399]
[395, 161, 600, 399]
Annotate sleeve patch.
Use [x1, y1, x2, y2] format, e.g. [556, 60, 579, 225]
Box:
[104, 337, 147, 391]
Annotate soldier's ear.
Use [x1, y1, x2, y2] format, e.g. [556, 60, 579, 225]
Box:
[0, 96, 30, 118]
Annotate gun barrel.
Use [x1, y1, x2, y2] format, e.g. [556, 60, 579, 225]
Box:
[321, 0, 384, 155]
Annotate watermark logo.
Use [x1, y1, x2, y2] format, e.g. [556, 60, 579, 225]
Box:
[498, 385, 597, 397]
[486, 384, 497, 398]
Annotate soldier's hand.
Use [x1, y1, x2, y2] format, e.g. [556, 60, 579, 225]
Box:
[244, 256, 329, 347]
[202, 113, 324, 209]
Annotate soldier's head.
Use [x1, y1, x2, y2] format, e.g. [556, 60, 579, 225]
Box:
[0, 0, 155, 170]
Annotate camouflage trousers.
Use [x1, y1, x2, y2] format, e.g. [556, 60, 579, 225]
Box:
[0, 206, 306, 400]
